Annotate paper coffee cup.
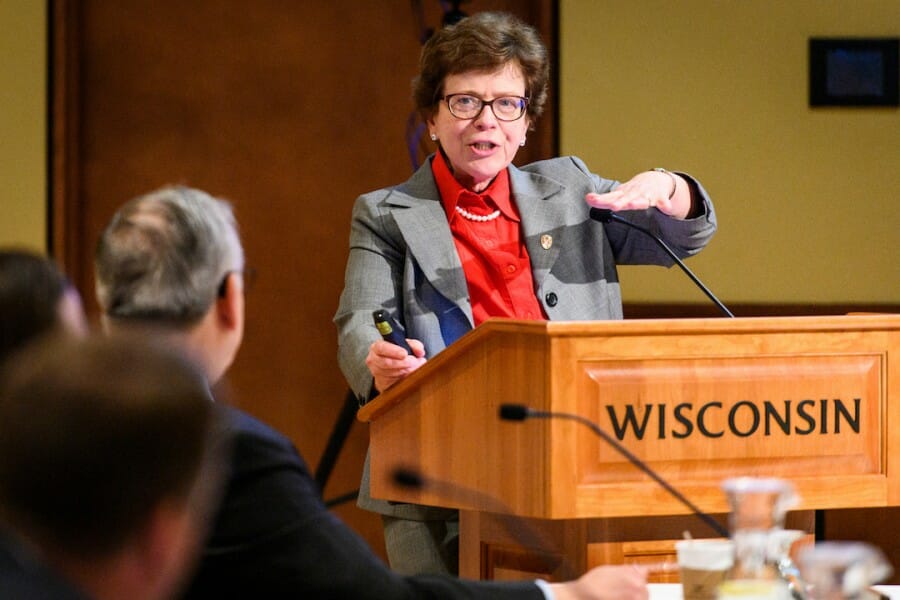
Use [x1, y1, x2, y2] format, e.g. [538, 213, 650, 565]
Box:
[676, 539, 735, 600]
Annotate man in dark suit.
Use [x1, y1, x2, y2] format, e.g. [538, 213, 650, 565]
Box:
[95, 185, 648, 599]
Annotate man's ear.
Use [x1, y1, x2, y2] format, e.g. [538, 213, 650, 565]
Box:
[132, 499, 197, 599]
[215, 273, 241, 329]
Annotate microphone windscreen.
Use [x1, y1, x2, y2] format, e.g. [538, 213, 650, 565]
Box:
[589, 207, 613, 223]
[498, 404, 530, 421]
[392, 467, 425, 489]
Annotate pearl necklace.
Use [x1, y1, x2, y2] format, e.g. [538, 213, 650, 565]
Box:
[455, 205, 501, 222]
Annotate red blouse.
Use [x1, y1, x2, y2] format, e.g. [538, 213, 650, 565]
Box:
[432, 152, 546, 326]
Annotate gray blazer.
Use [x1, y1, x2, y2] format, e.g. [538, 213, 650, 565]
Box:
[335, 155, 717, 518]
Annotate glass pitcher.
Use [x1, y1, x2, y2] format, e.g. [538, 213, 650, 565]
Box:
[796, 541, 892, 600]
[717, 477, 799, 600]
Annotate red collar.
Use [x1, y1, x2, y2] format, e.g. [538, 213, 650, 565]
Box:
[432, 151, 517, 222]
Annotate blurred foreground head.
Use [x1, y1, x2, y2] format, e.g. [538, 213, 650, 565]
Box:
[0, 334, 229, 600]
[0, 249, 87, 365]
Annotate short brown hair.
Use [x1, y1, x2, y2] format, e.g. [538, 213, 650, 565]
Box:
[413, 11, 549, 124]
[0, 334, 228, 557]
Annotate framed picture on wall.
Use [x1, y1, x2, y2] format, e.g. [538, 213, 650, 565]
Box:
[809, 38, 899, 107]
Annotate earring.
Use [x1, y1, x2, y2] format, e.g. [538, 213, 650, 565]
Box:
[519, 138, 526, 147]
[430, 133, 437, 141]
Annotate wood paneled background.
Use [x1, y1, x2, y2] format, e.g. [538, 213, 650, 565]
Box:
[51, 0, 555, 559]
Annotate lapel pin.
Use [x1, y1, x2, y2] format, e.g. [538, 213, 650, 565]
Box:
[540, 234, 553, 250]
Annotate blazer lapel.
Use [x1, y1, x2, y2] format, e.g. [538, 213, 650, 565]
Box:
[386, 161, 569, 325]
[509, 164, 567, 289]
[389, 163, 473, 323]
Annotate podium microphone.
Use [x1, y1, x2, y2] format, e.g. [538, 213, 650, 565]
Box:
[589, 208, 735, 318]
[391, 466, 573, 576]
[499, 404, 729, 538]
[392, 467, 524, 515]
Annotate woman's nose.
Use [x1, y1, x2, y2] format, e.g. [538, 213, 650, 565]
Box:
[472, 104, 499, 127]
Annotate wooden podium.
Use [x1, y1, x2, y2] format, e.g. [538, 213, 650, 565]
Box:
[358, 314, 899, 582]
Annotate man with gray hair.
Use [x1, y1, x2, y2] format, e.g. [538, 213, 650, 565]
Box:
[95, 185, 647, 599]
[95, 185, 246, 383]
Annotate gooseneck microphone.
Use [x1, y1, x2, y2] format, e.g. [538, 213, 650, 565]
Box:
[392, 467, 426, 489]
[499, 404, 729, 538]
[590, 208, 735, 318]
[391, 465, 574, 576]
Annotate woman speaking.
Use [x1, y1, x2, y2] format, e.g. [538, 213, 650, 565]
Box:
[335, 10, 717, 576]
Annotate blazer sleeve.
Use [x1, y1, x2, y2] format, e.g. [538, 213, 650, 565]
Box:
[180, 408, 544, 600]
[334, 189, 405, 402]
[600, 169, 717, 265]
[621, 170, 717, 264]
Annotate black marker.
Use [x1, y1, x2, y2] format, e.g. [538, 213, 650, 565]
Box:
[372, 309, 413, 354]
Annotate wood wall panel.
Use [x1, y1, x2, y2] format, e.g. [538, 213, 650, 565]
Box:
[51, 0, 556, 561]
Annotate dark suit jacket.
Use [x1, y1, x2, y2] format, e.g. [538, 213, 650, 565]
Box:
[181, 406, 543, 599]
[0, 531, 90, 600]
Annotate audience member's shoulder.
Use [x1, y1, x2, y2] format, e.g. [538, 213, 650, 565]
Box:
[220, 404, 310, 468]
[0, 531, 90, 600]
[223, 405, 290, 443]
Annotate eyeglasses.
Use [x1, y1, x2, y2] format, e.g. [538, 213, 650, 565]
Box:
[442, 94, 529, 121]
[217, 266, 257, 298]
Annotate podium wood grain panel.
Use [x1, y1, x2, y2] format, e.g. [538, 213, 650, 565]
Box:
[358, 314, 899, 579]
